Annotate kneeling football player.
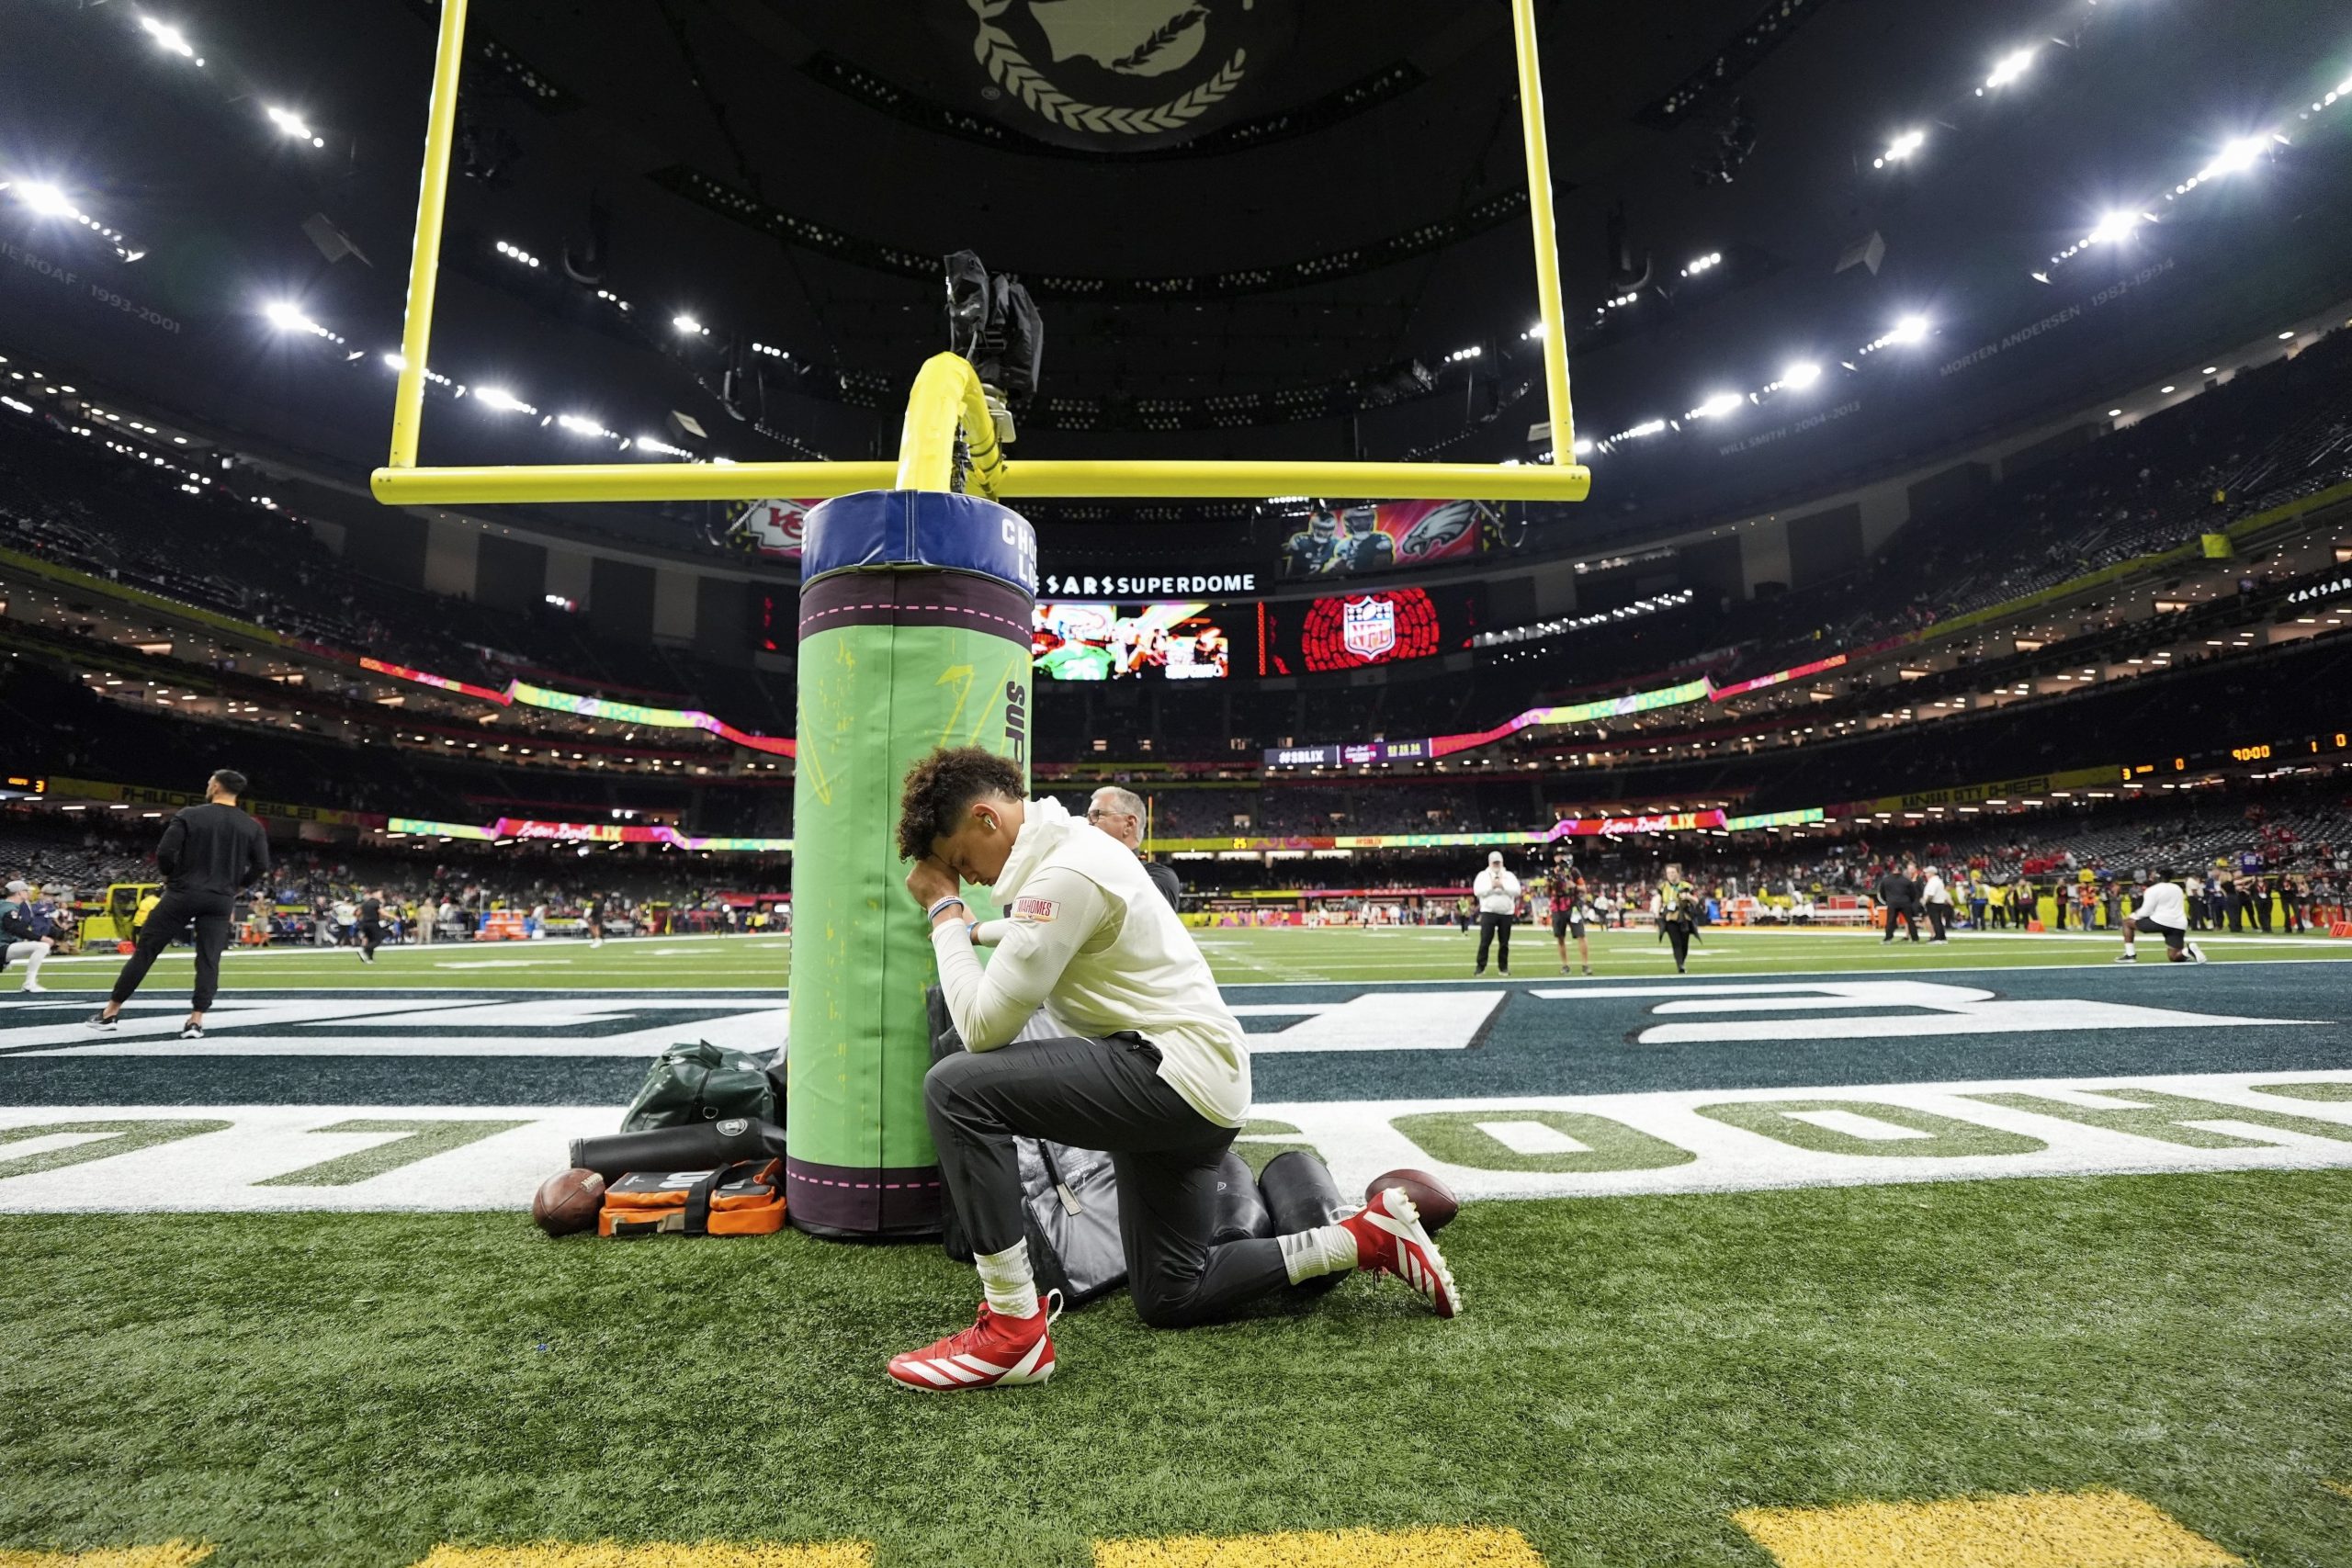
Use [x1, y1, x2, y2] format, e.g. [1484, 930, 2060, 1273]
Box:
[891, 747, 1457, 1391]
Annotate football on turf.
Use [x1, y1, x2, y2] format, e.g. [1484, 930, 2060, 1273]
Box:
[532, 1168, 605, 1236]
[1366, 1168, 1458, 1233]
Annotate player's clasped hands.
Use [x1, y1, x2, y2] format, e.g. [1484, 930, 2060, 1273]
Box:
[905, 856, 960, 912]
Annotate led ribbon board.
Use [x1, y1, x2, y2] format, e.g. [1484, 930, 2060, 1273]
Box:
[388, 816, 793, 852]
[351, 658, 799, 758]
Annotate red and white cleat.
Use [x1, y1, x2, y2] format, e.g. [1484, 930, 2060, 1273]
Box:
[1341, 1187, 1462, 1319]
[887, 1292, 1062, 1391]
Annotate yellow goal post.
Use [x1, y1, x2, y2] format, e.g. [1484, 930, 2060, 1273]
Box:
[369, 0, 1589, 510]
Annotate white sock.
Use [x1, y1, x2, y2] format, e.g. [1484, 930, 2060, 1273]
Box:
[1278, 1223, 1359, 1286]
[19, 943, 43, 985]
[975, 1238, 1040, 1319]
[2121, 942, 2135, 958]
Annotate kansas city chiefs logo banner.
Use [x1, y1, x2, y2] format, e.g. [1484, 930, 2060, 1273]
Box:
[730, 499, 816, 560]
[957, 0, 1298, 149]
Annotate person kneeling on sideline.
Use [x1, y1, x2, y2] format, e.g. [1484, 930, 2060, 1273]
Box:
[891, 747, 1457, 1392]
[2117, 870, 2205, 964]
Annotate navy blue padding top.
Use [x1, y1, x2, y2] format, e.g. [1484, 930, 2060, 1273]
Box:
[800, 490, 1036, 595]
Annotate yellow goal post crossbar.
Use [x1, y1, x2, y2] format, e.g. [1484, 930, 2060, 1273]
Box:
[371, 0, 1589, 509]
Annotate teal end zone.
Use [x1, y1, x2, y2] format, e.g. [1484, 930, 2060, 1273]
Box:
[786, 490, 1036, 1237]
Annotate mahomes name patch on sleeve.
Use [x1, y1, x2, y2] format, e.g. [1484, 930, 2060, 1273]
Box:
[1012, 897, 1060, 922]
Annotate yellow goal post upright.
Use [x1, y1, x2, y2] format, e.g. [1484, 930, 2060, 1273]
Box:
[369, 0, 1590, 512]
[370, 0, 1588, 1237]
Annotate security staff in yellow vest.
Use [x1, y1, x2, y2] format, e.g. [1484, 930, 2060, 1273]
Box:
[1656, 864, 1699, 974]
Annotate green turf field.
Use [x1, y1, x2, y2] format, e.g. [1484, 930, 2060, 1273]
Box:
[4, 928, 2350, 1566]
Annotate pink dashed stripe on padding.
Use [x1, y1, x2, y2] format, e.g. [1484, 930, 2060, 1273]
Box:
[799, 602, 1028, 637]
[786, 1170, 944, 1192]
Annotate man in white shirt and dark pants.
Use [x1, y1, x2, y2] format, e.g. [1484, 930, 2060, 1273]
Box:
[1920, 865, 1953, 942]
[894, 748, 1458, 1392]
[2117, 871, 2206, 964]
[1472, 851, 1521, 976]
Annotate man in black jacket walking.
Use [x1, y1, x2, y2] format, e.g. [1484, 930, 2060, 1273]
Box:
[87, 769, 270, 1040]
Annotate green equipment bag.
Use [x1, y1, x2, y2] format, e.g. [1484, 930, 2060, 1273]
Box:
[621, 1042, 783, 1132]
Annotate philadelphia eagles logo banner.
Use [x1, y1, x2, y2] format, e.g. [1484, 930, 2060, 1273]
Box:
[960, 0, 1297, 149]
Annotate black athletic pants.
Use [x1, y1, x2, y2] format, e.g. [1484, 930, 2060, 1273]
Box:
[358, 919, 384, 955]
[1925, 902, 1950, 940]
[1475, 911, 1512, 974]
[924, 1033, 1291, 1329]
[107, 891, 233, 1011]
[1665, 922, 1691, 969]
[1883, 904, 1920, 942]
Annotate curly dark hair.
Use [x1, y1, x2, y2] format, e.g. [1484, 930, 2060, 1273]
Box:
[897, 747, 1023, 862]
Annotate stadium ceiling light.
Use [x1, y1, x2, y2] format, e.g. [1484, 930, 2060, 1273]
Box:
[1679, 252, 1722, 278]
[1689, 391, 1743, 419]
[751, 341, 789, 359]
[2279, 330, 2297, 339]
[2085, 209, 2144, 245]
[473, 387, 536, 414]
[2199, 132, 2274, 180]
[1780, 360, 1823, 389]
[1874, 129, 1927, 169]
[2201, 366, 2218, 374]
[380, 351, 406, 371]
[138, 15, 200, 62]
[494, 239, 542, 268]
[266, 107, 324, 147]
[262, 300, 339, 343]
[13, 181, 77, 219]
[672, 313, 707, 336]
[2108, 408, 2123, 417]
[2160, 384, 2176, 393]
[1445, 344, 1484, 364]
[1521, 321, 1547, 340]
[1888, 314, 1930, 344]
[1984, 47, 2036, 91]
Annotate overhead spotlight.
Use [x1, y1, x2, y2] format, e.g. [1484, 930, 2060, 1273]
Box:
[266, 107, 322, 147]
[1780, 361, 1823, 389]
[1522, 321, 1548, 340]
[14, 181, 77, 220]
[751, 342, 789, 359]
[1875, 129, 1927, 169]
[2086, 211, 2137, 245]
[1445, 344, 1484, 364]
[2279, 330, 2297, 340]
[2199, 133, 2274, 181]
[474, 387, 535, 414]
[1690, 391, 1744, 419]
[263, 300, 325, 336]
[493, 240, 542, 268]
[2160, 385, 2177, 394]
[672, 313, 707, 336]
[380, 351, 407, 371]
[1679, 252, 1723, 278]
[1887, 314, 1930, 344]
[1984, 47, 2036, 91]
[139, 16, 199, 62]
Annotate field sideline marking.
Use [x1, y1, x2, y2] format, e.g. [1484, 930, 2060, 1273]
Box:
[1092, 1526, 1543, 1567]
[0, 1545, 212, 1568]
[410, 1544, 870, 1568]
[1733, 1487, 2241, 1567]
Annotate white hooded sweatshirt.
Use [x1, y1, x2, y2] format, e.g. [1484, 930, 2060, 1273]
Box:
[931, 797, 1250, 1128]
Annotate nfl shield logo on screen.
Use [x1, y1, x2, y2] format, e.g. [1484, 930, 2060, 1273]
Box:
[1342, 595, 1396, 659]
